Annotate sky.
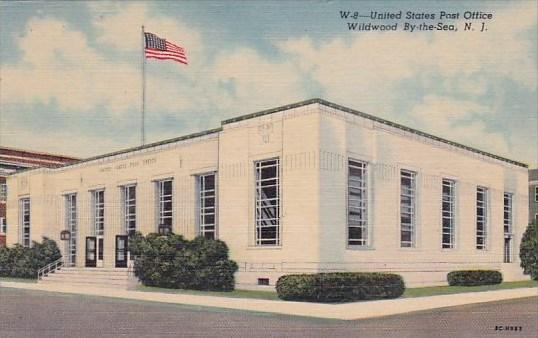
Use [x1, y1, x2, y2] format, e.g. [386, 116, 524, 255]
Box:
[0, 1, 536, 167]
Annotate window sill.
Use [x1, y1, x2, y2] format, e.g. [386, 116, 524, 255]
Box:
[398, 245, 418, 249]
[346, 245, 375, 251]
[247, 245, 282, 250]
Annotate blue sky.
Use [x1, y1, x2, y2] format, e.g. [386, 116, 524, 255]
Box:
[0, 1, 536, 167]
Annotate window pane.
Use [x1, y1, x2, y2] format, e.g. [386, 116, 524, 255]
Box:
[400, 170, 415, 247]
[199, 174, 217, 239]
[442, 179, 456, 248]
[255, 159, 280, 246]
[476, 187, 488, 249]
[348, 160, 368, 246]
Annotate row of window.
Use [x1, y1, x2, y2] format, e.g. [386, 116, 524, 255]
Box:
[15, 158, 516, 261]
[346, 160, 515, 262]
[17, 158, 280, 248]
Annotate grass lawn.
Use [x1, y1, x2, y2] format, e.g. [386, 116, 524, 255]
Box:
[138, 280, 537, 301]
[0, 277, 38, 283]
[137, 285, 280, 301]
[403, 280, 538, 298]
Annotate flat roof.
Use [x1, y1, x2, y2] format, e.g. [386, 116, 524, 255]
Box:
[10, 99, 528, 173]
[224, 98, 526, 168]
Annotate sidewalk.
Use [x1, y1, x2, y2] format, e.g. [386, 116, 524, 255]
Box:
[1, 281, 536, 320]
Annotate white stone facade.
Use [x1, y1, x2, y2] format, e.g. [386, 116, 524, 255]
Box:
[6, 99, 530, 288]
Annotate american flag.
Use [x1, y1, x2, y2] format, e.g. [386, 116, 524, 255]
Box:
[144, 32, 187, 65]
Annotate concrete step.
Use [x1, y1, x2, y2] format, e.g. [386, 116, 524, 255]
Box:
[60, 267, 129, 273]
[43, 275, 129, 284]
[39, 266, 134, 290]
[39, 280, 131, 289]
[53, 270, 129, 277]
[45, 271, 129, 278]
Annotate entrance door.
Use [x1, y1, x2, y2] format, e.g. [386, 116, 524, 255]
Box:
[504, 236, 512, 263]
[115, 235, 128, 268]
[97, 237, 104, 267]
[85, 237, 97, 267]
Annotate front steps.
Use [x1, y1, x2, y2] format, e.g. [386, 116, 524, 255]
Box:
[39, 267, 135, 290]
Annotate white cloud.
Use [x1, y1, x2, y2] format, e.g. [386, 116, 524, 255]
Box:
[91, 2, 202, 62]
[210, 47, 307, 113]
[0, 115, 130, 157]
[278, 1, 537, 113]
[2, 18, 139, 113]
[409, 95, 510, 156]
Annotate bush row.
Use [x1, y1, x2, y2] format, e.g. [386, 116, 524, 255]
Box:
[276, 272, 405, 302]
[0, 237, 62, 279]
[129, 232, 238, 291]
[447, 270, 503, 286]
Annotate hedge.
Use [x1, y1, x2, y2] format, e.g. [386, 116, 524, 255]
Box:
[0, 237, 62, 279]
[129, 232, 238, 291]
[447, 270, 503, 286]
[520, 222, 538, 280]
[276, 272, 405, 302]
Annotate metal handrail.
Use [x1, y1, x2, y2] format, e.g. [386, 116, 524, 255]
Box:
[37, 257, 64, 280]
[127, 253, 137, 277]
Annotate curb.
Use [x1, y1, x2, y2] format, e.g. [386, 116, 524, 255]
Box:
[1, 281, 537, 320]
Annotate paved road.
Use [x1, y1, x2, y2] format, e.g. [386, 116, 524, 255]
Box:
[0, 288, 536, 338]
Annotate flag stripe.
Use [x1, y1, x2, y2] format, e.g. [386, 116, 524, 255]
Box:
[165, 42, 184, 52]
[145, 48, 186, 57]
[145, 51, 187, 62]
[146, 55, 188, 64]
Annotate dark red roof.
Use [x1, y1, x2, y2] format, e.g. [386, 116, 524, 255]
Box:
[0, 146, 78, 169]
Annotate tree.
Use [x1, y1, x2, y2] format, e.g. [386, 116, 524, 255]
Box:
[519, 222, 538, 280]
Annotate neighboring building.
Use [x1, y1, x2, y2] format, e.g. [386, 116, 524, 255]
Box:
[530, 169, 538, 224]
[5, 99, 530, 287]
[0, 147, 77, 246]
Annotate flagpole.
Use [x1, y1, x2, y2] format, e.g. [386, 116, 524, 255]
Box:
[141, 25, 146, 146]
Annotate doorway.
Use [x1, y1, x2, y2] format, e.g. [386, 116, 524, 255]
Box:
[85, 236, 96, 267]
[115, 235, 128, 268]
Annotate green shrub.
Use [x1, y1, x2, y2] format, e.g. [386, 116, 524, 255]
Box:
[276, 272, 405, 302]
[0, 237, 61, 279]
[520, 222, 538, 280]
[129, 232, 238, 291]
[447, 270, 503, 286]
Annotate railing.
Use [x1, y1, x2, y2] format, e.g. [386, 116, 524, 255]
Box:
[37, 257, 64, 280]
[127, 253, 137, 277]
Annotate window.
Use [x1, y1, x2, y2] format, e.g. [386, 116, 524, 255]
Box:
[19, 198, 30, 247]
[476, 186, 488, 250]
[198, 173, 217, 239]
[0, 217, 6, 234]
[535, 186, 538, 202]
[255, 158, 280, 246]
[348, 160, 368, 246]
[442, 179, 456, 249]
[0, 183, 6, 201]
[400, 170, 416, 248]
[122, 185, 136, 236]
[503, 193, 513, 263]
[65, 194, 77, 266]
[156, 180, 173, 232]
[257, 278, 270, 286]
[92, 190, 105, 236]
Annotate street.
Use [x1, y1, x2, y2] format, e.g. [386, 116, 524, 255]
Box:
[0, 288, 536, 338]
